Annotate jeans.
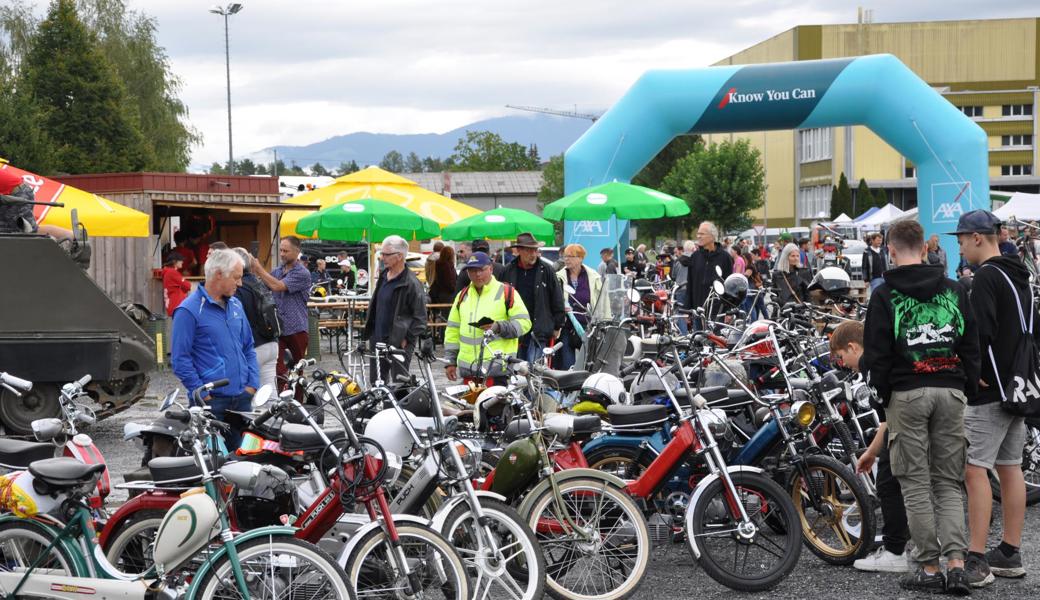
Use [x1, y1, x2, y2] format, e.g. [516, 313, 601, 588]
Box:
[518, 333, 545, 365]
[877, 430, 910, 555]
[556, 329, 578, 370]
[207, 392, 253, 451]
[887, 387, 968, 564]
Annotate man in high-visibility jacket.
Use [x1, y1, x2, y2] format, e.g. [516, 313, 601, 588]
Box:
[445, 252, 531, 381]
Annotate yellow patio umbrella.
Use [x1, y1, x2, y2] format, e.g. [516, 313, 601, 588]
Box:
[0, 160, 149, 237]
[280, 166, 480, 237]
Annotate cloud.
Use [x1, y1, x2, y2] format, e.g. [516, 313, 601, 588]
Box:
[24, 0, 1035, 164]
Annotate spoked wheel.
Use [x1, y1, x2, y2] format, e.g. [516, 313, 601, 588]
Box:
[0, 383, 60, 435]
[990, 422, 1040, 506]
[441, 497, 546, 600]
[196, 534, 352, 599]
[103, 511, 164, 574]
[0, 520, 79, 576]
[788, 454, 875, 565]
[685, 471, 801, 592]
[586, 447, 652, 481]
[344, 522, 470, 600]
[525, 476, 650, 600]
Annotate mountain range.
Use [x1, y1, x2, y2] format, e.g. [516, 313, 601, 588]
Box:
[240, 113, 594, 170]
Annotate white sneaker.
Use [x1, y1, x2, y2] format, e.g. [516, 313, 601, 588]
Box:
[853, 547, 910, 573]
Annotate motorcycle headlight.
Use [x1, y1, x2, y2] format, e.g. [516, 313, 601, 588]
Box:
[697, 408, 733, 440]
[852, 384, 873, 411]
[441, 439, 482, 480]
[790, 400, 816, 428]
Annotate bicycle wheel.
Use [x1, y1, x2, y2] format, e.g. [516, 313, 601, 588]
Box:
[525, 476, 650, 600]
[103, 510, 164, 574]
[685, 471, 801, 592]
[441, 497, 546, 600]
[194, 534, 352, 599]
[788, 454, 875, 565]
[343, 522, 470, 600]
[0, 519, 80, 575]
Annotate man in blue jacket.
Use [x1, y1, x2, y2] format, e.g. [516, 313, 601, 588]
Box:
[172, 248, 259, 449]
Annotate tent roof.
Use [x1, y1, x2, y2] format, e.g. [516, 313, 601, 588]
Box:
[854, 206, 880, 222]
[993, 192, 1040, 221]
[857, 203, 905, 227]
[833, 213, 853, 223]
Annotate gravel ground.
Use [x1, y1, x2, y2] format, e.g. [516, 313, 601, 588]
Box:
[86, 357, 1040, 599]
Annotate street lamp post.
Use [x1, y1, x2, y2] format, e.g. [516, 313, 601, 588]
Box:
[210, 3, 243, 175]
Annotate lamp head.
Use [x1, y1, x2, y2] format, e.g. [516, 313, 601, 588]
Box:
[228, 3, 244, 14]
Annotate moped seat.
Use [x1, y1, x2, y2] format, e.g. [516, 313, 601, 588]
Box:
[607, 405, 667, 428]
[673, 386, 729, 406]
[148, 455, 203, 484]
[29, 457, 105, 489]
[572, 414, 602, 436]
[279, 423, 346, 452]
[0, 438, 54, 469]
[536, 368, 590, 392]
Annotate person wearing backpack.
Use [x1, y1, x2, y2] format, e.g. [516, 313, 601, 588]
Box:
[862, 219, 980, 595]
[954, 210, 1036, 587]
[233, 248, 281, 391]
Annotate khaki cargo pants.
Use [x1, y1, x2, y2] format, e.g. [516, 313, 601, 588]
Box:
[886, 387, 969, 565]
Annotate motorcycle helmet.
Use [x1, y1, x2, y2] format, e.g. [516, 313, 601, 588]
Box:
[474, 386, 512, 433]
[808, 266, 851, 298]
[721, 273, 749, 307]
[578, 373, 627, 408]
[364, 408, 420, 458]
[0, 471, 60, 517]
[234, 464, 297, 530]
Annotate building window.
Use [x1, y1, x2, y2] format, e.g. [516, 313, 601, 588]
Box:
[799, 128, 831, 163]
[1002, 104, 1034, 117]
[904, 165, 917, 178]
[799, 185, 831, 220]
[1001, 165, 1034, 176]
[959, 105, 982, 117]
[1001, 134, 1033, 147]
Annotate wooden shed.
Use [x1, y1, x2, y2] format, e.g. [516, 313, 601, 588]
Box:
[52, 173, 297, 316]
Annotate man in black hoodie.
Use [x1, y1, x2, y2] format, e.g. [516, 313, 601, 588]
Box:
[862, 219, 979, 595]
[685, 221, 733, 312]
[954, 210, 1034, 587]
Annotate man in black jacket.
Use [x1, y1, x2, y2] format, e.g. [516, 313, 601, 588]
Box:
[499, 232, 565, 364]
[364, 235, 428, 383]
[863, 232, 887, 290]
[955, 210, 1034, 586]
[685, 221, 733, 312]
[862, 219, 979, 595]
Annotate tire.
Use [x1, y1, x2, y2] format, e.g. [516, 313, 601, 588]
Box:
[0, 520, 80, 576]
[788, 454, 875, 565]
[685, 471, 801, 592]
[0, 383, 61, 435]
[524, 476, 650, 600]
[584, 446, 653, 481]
[989, 422, 1040, 506]
[343, 522, 470, 600]
[441, 497, 546, 600]
[103, 510, 165, 574]
[195, 534, 353, 599]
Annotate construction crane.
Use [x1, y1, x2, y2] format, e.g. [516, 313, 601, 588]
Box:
[506, 105, 600, 122]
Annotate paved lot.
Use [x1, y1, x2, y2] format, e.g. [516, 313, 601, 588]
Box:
[86, 358, 1040, 599]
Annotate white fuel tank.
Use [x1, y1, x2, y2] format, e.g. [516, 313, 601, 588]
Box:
[152, 492, 221, 570]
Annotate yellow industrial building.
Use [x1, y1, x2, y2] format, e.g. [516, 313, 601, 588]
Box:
[707, 17, 1039, 227]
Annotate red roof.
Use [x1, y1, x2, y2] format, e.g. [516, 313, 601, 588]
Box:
[51, 172, 279, 196]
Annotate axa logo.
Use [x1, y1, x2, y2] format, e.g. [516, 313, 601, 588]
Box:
[718, 86, 817, 109]
[933, 202, 964, 221]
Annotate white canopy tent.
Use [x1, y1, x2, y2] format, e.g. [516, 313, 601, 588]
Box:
[857, 203, 905, 227]
[833, 213, 853, 224]
[993, 192, 1040, 221]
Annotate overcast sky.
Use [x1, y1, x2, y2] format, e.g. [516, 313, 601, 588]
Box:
[23, 1, 1040, 165]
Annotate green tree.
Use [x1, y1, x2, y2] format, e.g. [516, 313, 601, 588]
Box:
[22, 0, 149, 173]
[873, 187, 889, 209]
[287, 160, 305, 176]
[450, 130, 538, 171]
[0, 76, 54, 173]
[527, 144, 540, 165]
[265, 159, 288, 176]
[404, 152, 423, 173]
[309, 162, 329, 176]
[854, 178, 872, 216]
[659, 139, 765, 234]
[831, 172, 853, 218]
[208, 161, 227, 175]
[255, 163, 268, 175]
[379, 150, 405, 173]
[77, 0, 199, 171]
[236, 158, 256, 175]
[632, 135, 703, 241]
[536, 154, 564, 244]
[335, 160, 359, 176]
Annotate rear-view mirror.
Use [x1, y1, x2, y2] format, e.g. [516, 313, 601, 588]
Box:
[252, 384, 273, 408]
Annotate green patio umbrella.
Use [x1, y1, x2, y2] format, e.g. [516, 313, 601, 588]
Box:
[440, 207, 555, 243]
[294, 198, 441, 242]
[542, 181, 690, 222]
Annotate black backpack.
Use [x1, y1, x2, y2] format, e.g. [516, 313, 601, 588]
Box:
[981, 264, 1040, 416]
[242, 277, 282, 340]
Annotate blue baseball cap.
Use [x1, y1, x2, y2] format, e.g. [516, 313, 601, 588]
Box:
[464, 251, 492, 269]
[945, 209, 1002, 235]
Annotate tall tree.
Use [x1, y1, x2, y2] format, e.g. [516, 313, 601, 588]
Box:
[527, 144, 540, 165]
[255, 163, 268, 175]
[0, 73, 54, 173]
[873, 187, 889, 209]
[235, 158, 257, 175]
[404, 151, 423, 173]
[632, 135, 703, 241]
[660, 139, 765, 233]
[451, 130, 538, 171]
[22, 0, 149, 173]
[335, 160, 359, 176]
[831, 172, 853, 218]
[379, 150, 405, 173]
[855, 178, 872, 216]
[309, 162, 329, 176]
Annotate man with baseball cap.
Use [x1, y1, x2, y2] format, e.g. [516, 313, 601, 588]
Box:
[444, 251, 531, 382]
[952, 209, 1033, 587]
[455, 238, 506, 293]
[499, 232, 566, 364]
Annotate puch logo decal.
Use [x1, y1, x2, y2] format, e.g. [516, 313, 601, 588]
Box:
[50, 583, 96, 594]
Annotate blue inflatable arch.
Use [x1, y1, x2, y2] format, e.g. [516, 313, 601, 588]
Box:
[564, 54, 988, 276]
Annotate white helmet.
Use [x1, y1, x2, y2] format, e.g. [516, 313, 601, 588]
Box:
[474, 386, 510, 432]
[364, 408, 418, 458]
[579, 373, 627, 407]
